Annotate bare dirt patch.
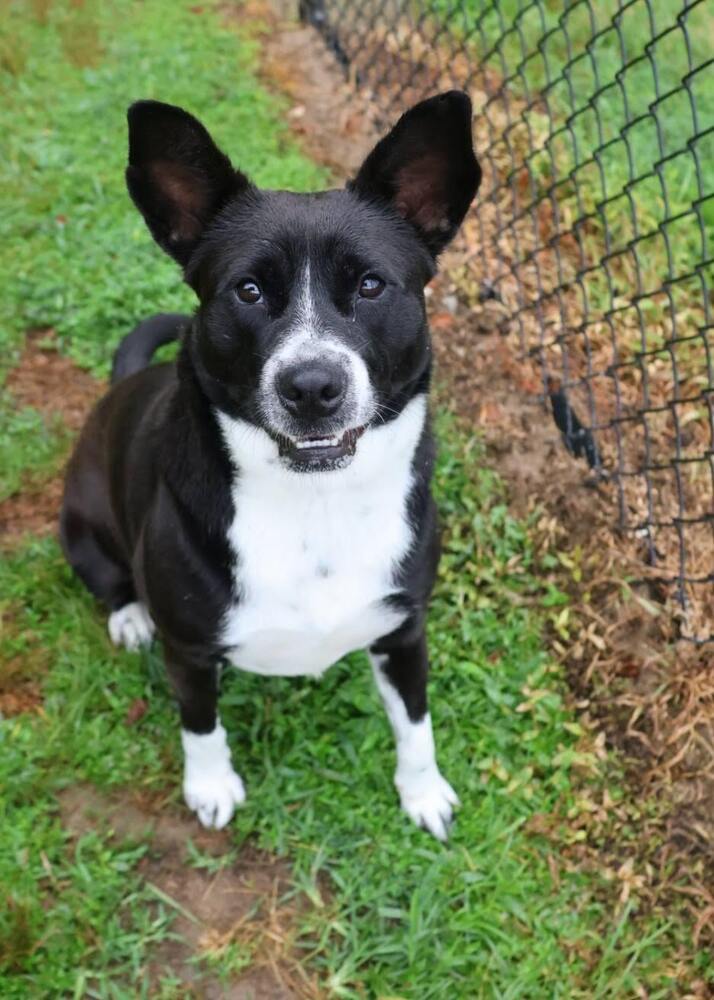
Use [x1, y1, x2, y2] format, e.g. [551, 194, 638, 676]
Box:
[0, 656, 45, 719]
[260, 28, 374, 181]
[0, 329, 104, 547]
[0, 476, 65, 548]
[5, 329, 103, 432]
[0, 603, 48, 719]
[59, 785, 322, 998]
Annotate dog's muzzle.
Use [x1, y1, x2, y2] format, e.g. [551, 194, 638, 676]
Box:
[260, 335, 375, 471]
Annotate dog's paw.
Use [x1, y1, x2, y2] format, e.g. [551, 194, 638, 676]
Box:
[181, 724, 245, 830]
[397, 767, 459, 842]
[184, 768, 246, 830]
[108, 602, 155, 651]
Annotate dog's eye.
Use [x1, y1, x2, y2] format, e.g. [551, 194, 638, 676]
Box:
[235, 279, 262, 304]
[358, 274, 385, 299]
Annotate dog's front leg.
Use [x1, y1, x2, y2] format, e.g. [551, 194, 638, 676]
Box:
[369, 631, 458, 841]
[165, 644, 245, 830]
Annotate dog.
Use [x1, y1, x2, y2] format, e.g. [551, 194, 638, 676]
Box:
[60, 91, 481, 840]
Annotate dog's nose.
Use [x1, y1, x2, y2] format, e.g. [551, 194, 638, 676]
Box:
[276, 362, 346, 419]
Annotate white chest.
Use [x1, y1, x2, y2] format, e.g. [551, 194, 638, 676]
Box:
[216, 397, 426, 677]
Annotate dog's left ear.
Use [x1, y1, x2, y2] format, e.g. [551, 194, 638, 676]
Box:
[126, 100, 251, 267]
[349, 91, 480, 256]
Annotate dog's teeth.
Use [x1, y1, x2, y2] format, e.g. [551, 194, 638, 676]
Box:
[294, 436, 342, 450]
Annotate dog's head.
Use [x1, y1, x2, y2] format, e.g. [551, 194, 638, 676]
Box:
[126, 92, 480, 471]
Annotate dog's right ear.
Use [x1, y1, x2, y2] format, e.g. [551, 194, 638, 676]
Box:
[126, 101, 250, 267]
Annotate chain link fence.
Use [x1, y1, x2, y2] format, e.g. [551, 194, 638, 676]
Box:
[301, 0, 714, 642]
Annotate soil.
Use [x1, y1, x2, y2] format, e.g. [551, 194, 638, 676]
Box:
[0, 476, 66, 547]
[59, 785, 318, 998]
[4, 329, 103, 432]
[0, 603, 48, 718]
[0, 329, 104, 547]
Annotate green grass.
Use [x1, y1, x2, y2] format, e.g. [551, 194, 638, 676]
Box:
[0, 0, 710, 997]
[0, 0, 327, 378]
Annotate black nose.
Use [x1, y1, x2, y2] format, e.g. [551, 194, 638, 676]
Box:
[276, 362, 346, 419]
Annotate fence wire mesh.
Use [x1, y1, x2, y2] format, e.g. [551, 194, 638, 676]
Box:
[301, 0, 714, 642]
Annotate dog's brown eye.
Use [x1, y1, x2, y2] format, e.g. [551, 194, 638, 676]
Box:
[236, 279, 262, 304]
[359, 274, 385, 299]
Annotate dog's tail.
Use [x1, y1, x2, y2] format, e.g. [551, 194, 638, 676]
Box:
[111, 313, 190, 384]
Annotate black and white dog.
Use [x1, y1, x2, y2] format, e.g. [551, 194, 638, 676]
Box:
[60, 92, 480, 840]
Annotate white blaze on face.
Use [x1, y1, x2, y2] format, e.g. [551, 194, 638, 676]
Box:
[259, 262, 375, 433]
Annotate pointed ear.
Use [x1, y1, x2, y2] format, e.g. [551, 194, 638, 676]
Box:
[126, 101, 250, 267]
[349, 91, 481, 256]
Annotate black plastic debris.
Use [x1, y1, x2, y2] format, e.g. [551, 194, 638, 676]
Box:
[548, 384, 601, 471]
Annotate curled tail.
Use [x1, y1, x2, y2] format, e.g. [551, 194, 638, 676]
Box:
[111, 313, 190, 384]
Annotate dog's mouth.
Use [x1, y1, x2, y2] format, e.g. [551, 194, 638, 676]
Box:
[276, 426, 366, 471]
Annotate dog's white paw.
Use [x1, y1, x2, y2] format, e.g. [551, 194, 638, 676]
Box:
[181, 724, 245, 830]
[108, 602, 155, 651]
[184, 768, 246, 830]
[397, 767, 459, 842]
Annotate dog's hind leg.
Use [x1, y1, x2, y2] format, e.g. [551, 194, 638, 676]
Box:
[60, 501, 154, 652]
[60, 426, 156, 651]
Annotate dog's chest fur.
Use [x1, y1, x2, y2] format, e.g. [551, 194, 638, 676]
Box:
[216, 397, 426, 676]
